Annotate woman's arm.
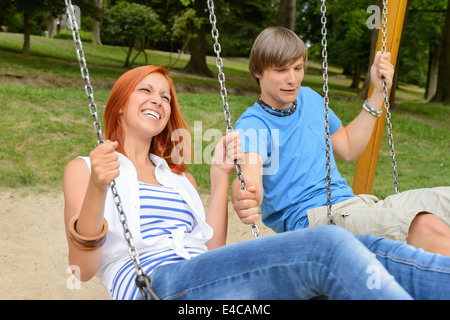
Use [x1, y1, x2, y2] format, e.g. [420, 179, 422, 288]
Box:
[195, 132, 244, 250]
[205, 166, 231, 250]
[63, 141, 119, 281]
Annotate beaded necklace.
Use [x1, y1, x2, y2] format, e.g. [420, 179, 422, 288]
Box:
[257, 96, 297, 117]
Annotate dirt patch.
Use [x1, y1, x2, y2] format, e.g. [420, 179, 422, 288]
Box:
[0, 190, 109, 299]
[395, 109, 444, 129]
[0, 71, 117, 91]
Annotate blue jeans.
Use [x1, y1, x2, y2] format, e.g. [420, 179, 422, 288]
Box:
[356, 233, 450, 299]
[146, 225, 450, 300]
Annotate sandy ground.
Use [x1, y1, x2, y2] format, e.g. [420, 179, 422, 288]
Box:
[0, 189, 274, 300]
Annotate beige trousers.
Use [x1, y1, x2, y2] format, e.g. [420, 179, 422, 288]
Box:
[307, 187, 450, 242]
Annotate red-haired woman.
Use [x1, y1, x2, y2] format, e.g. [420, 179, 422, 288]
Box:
[63, 65, 448, 300]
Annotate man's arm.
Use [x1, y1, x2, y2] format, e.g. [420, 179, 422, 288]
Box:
[231, 152, 264, 225]
[331, 51, 394, 162]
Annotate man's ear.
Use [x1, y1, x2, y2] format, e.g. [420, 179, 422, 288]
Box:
[254, 73, 263, 83]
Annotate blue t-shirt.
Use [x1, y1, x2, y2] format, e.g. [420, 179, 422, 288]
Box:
[235, 87, 355, 233]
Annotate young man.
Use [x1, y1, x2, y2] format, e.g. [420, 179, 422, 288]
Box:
[231, 26, 450, 256]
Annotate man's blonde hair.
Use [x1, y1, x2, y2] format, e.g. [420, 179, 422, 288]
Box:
[249, 27, 308, 85]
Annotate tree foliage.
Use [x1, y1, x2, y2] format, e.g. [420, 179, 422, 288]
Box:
[1, 0, 65, 54]
[166, 8, 200, 67]
[400, 0, 446, 87]
[102, 1, 165, 67]
[1, 0, 450, 103]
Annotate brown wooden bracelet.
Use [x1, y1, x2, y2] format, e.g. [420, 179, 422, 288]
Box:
[69, 215, 108, 251]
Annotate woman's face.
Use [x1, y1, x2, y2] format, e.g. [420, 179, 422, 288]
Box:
[122, 72, 172, 140]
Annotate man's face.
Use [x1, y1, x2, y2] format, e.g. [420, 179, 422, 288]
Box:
[257, 57, 305, 109]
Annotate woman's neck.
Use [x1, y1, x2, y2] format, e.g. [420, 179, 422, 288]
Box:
[123, 137, 153, 168]
[125, 144, 161, 185]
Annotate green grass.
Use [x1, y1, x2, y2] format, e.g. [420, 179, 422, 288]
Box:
[0, 32, 449, 197]
[0, 84, 107, 190]
[332, 98, 450, 199]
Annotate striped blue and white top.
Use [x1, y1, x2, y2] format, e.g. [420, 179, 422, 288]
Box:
[109, 182, 205, 300]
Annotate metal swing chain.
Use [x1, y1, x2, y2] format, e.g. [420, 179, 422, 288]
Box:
[207, 0, 260, 239]
[321, 0, 334, 225]
[64, 0, 158, 300]
[380, 0, 400, 194]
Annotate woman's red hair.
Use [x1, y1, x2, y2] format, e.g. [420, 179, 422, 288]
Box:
[104, 65, 191, 174]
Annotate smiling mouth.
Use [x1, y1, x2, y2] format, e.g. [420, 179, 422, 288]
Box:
[142, 109, 161, 120]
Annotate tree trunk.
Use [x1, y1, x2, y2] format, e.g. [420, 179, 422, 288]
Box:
[357, 28, 378, 98]
[389, 0, 413, 109]
[357, 0, 380, 99]
[183, 0, 213, 77]
[431, 0, 450, 105]
[425, 43, 441, 100]
[130, 39, 147, 67]
[350, 62, 362, 89]
[278, 0, 296, 31]
[46, 12, 57, 38]
[389, 61, 400, 110]
[278, 0, 286, 26]
[22, 7, 31, 56]
[286, 0, 296, 31]
[93, 0, 102, 45]
[124, 46, 133, 67]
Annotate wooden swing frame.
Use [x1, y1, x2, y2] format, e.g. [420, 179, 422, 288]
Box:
[352, 0, 409, 195]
